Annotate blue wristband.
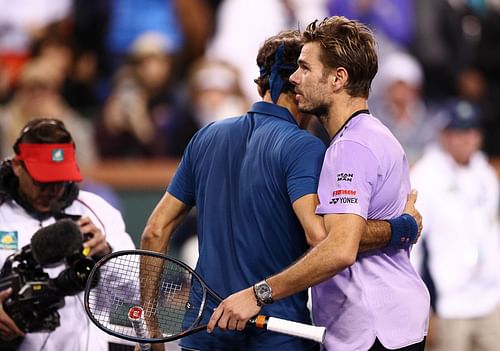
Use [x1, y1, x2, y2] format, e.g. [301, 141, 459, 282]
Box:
[388, 214, 418, 248]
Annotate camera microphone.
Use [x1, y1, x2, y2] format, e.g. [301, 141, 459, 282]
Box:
[30, 219, 83, 266]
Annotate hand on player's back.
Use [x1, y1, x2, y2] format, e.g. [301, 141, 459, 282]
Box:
[402, 189, 422, 244]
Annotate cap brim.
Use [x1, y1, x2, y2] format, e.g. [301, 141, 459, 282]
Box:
[24, 160, 83, 183]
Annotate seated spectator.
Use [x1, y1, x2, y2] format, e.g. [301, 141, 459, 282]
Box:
[0, 0, 73, 92]
[0, 58, 96, 167]
[186, 57, 250, 128]
[95, 32, 198, 159]
[29, 24, 102, 120]
[369, 51, 441, 164]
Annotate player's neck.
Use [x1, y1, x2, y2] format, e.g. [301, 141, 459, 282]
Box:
[325, 96, 368, 137]
[262, 92, 302, 124]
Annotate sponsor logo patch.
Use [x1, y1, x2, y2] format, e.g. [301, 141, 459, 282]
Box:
[52, 148, 64, 162]
[332, 189, 357, 196]
[0, 231, 18, 250]
[329, 197, 358, 205]
[337, 173, 353, 182]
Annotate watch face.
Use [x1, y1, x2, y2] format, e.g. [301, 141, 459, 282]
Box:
[257, 284, 270, 295]
[254, 280, 273, 305]
[256, 281, 272, 304]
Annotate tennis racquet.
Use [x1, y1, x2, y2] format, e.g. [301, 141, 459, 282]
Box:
[84, 249, 326, 346]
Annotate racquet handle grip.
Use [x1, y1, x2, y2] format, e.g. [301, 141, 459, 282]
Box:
[251, 315, 326, 344]
[137, 343, 151, 351]
[128, 306, 151, 351]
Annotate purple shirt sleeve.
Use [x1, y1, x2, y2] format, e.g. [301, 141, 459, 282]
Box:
[316, 140, 378, 219]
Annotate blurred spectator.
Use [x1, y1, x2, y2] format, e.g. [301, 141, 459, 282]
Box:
[410, 99, 500, 351]
[174, 0, 217, 68]
[186, 57, 250, 128]
[70, 0, 111, 96]
[411, 0, 498, 102]
[327, 0, 415, 56]
[105, 0, 183, 68]
[104, 0, 214, 80]
[369, 51, 441, 164]
[0, 58, 96, 167]
[95, 32, 198, 159]
[0, 0, 72, 90]
[206, 0, 327, 101]
[472, 4, 500, 156]
[26, 26, 101, 119]
[412, 0, 500, 154]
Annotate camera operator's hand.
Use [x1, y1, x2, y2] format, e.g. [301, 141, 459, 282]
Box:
[78, 216, 112, 258]
[0, 288, 25, 340]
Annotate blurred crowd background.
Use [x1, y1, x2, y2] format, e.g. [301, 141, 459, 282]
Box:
[1, 0, 499, 249]
[1, 0, 500, 257]
[1, 0, 500, 164]
[1, 1, 500, 350]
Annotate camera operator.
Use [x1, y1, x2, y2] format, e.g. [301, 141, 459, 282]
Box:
[0, 118, 135, 350]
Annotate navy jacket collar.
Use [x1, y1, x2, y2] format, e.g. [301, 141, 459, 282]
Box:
[248, 101, 297, 125]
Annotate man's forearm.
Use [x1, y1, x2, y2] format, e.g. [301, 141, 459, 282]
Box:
[269, 233, 356, 300]
[140, 192, 191, 253]
[269, 213, 364, 301]
[360, 190, 422, 252]
[360, 220, 391, 252]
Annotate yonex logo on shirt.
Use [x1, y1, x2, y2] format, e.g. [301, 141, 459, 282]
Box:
[329, 197, 358, 204]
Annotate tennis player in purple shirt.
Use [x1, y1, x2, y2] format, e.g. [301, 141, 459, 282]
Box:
[208, 16, 430, 351]
[313, 109, 430, 350]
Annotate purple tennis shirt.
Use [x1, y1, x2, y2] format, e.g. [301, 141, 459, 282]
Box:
[314, 112, 430, 350]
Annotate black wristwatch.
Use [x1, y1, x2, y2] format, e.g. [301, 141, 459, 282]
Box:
[253, 280, 274, 306]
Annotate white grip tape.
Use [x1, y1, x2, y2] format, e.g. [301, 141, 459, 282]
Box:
[266, 316, 326, 344]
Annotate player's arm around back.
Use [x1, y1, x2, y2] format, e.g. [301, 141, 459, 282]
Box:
[207, 212, 365, 332]
[140, 192, 192, 253]
[270, 212, 365, 299]
[293, 191, 422, 249]
[294, 194, 373, 249]
[292, 194, 327, 246]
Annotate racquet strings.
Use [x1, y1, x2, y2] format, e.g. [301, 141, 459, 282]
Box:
[86, 252, 206, 341]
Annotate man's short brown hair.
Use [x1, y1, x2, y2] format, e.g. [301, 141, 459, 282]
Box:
[254, 30, 303, 98]
[303, 16, 378, 98]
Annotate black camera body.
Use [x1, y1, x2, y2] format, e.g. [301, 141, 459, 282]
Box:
[0, 220, 97, 333]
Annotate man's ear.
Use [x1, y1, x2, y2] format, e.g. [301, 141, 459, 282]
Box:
[331, 67, 348, 91]
[11, 158, 22, 177]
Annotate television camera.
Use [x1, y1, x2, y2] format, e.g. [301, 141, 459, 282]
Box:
[0, 219, 98, 333]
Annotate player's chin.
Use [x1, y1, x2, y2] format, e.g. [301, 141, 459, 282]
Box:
[298, 104, 314, 115]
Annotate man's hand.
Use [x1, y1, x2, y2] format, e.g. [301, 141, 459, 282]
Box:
[78, 216, 112, 257]
[0, 288, 25, 340]
[402, 189, 422, 244]
[207, 287, 261, 333]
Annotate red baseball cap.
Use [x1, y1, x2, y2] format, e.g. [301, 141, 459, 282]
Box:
[17, 143, 83, 183]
